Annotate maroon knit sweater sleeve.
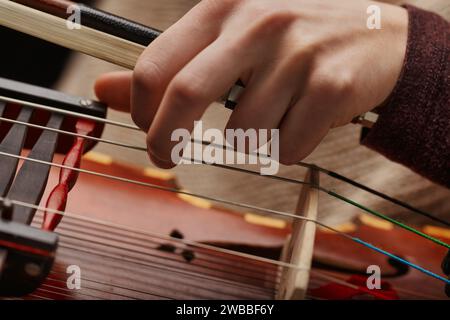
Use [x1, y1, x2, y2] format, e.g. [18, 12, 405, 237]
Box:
[361, 5, 450, 188]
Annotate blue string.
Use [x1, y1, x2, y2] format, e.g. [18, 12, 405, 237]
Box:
[353, 238, 450, 284]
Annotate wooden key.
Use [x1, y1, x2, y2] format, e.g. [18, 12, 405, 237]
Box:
[0, 101, 5, 116]
[0, 105, 33, 197]
[6, 112, 64, 224]
[42, 118, 96, 231]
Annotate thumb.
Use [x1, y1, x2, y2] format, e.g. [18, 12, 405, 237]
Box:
[94, 71, 132, 112]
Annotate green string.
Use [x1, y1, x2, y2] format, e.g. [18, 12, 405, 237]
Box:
[328, 190, 450, 250]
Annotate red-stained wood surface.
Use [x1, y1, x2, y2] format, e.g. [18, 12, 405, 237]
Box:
[42, 119, 96, 231]
[16, 155, 449, 300]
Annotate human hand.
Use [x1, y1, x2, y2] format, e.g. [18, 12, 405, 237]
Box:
[95, 0, 408, 168]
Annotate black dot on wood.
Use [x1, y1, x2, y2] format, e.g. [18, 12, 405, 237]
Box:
[181, 249, 195, 263]
[170, 229, 184, 239]
[157, 243, 176, 253]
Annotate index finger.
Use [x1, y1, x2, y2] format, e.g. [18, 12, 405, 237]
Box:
[131, 1, 237, 131]
[146, 38, 254, 168]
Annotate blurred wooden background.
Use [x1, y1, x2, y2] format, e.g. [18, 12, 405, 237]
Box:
[56, 0, 449, 226]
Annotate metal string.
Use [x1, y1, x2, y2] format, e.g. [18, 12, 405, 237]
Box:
[0, 98, 449, 295]
[48, 270, 175, 299]
[37, 220, 383, 299]
[1, 90, 447, 228]
[0, 115, 312, 188]
[34, 213, 410, 299]
[31, 215, 281, 285]
[0, 194, 448, 286]
[0, 148, 448, 252]
[1, 113, 447, 248]
[56, 242, 277, 299]
[46, 271, 170, 299]
[0, 95, 140, 131]
[1, 103, 447, 240]
[37, 211, 394, 299]
[42, 212, 441, 299]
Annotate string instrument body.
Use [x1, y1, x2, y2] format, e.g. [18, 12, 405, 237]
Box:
[6, 152, 447, 300]
[0, 0, 448, 300]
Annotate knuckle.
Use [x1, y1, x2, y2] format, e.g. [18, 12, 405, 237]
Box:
[168, 75, 205, 106]
[203, 0, 238, 11]
[198, 0, 240, 19]
[133, 59, 163, 92]
[333, 71, 355, 96]
[229, 11, 297, 56]
[285, 47, 315, 70]
[258, 11, 297, 30]
[311, 68, 356, 101]
[246, 4, 297, 35]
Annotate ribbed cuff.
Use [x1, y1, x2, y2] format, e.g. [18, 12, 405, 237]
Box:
[362, 5, 450, 187]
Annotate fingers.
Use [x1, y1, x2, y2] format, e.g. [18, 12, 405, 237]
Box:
[146, 38, 255, 168]
[94, 71, 132, 112]
[225, 59, 309, 151]
[131, 2, 231, 131]
[278, 94, 333, 165]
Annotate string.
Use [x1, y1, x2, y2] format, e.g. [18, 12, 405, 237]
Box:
[1, 96, 447, 228]
[38, 283, 100, 300]
[0, 102, 448, 295]
[34, 199, 442, 299]
[32, 215, 281, 284]
[329, 192, 450, 249]
[189, 138, 449, 227]
[0, 110, 446, 241]
[0, 95, 140, 131]
[353, 238, 450, 284]
[310, 166, 450, 228]
[36, 216, 403, 299]
[37, 212, 440, 299]
[0, 115, 146, 151]
[56, 242, 277, 299]
[1, 149, 448, 252]
[0, 125, 443, 250]
[46, 272, 171, 299]
[27, 293, 53, 300]
[57, 236, 278, 295]
[1, 195, 448, 286]
[0, 115, 312, 189]
[2, 202, 440, 299]
[36, 212, 419, 299]
[48, 270, 176, 299]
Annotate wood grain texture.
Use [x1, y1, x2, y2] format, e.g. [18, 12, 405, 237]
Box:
[277, 168, 319, 300]
[0, 0, 145, 69]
